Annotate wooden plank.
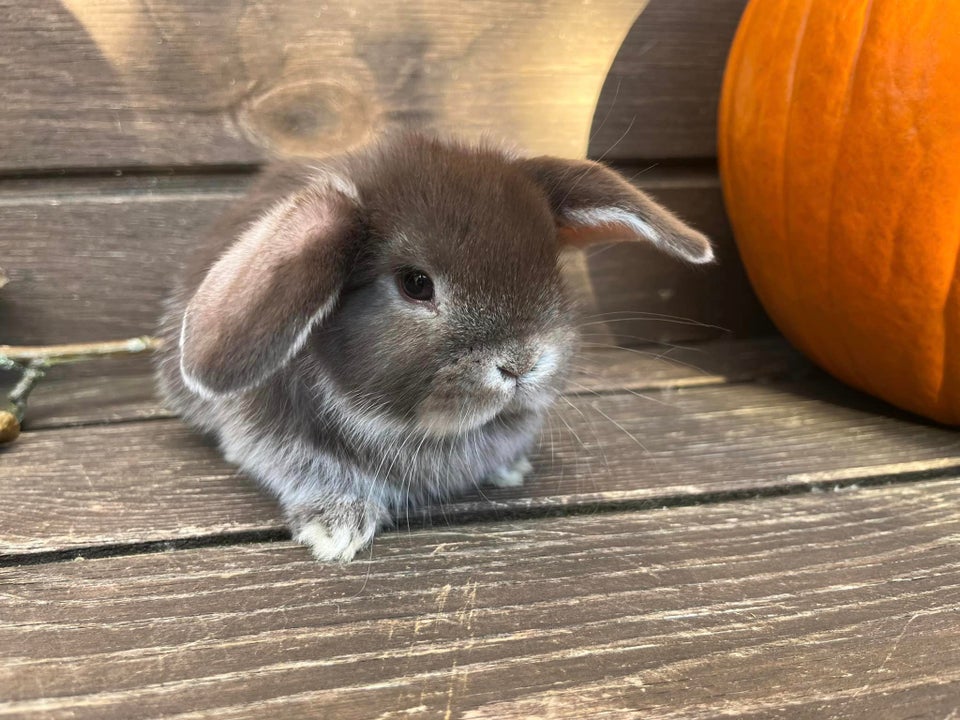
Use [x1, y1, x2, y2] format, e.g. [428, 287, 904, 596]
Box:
[1, 481, 958, 718]
[19, 364, 167, 429]
[4, 369, 960, 557]
[590, 0, 748, 161]
[0, 0, 636, 172]
[16, 338, 805, 430]
[0, 0, 742, 172]
[0, 182, 237, 345]
[0, 169, 766, 347]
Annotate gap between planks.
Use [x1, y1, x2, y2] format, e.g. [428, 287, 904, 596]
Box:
[4, 463, 960, 569]
[0, 162, 718, 195]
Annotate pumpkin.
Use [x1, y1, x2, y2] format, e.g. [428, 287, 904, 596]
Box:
[718, 0, 960, 425]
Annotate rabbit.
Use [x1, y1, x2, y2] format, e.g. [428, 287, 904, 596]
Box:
[156, 131, 713, 561]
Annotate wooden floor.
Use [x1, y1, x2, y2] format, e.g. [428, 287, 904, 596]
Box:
[3, 337, 960, 719]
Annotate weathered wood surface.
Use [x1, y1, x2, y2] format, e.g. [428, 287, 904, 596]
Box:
[0, 0, 743, 172]
[5, 357, 960, 557]
[2, 480, 958, 719]
[589, 0, 747, 160]
[18, 338, 804, 430]
[0, 176, 239, 346]
[0, 168, 767, 347]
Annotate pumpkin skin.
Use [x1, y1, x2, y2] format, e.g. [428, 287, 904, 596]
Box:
[719, 0, 960, 425]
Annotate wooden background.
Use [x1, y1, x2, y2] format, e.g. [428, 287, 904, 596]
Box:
[0, 0, 768, 354]
[4, 2, 960, 716]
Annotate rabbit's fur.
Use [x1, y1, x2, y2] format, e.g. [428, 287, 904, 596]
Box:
[156, 132, 712, 561]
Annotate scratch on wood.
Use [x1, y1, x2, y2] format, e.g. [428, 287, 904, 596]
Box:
[375, 705, 430, 720]
[435, 584, 452, 614]
[443, 580, 480, 720]
[414, 583, 452, 636]
[852, 610, 925, 700]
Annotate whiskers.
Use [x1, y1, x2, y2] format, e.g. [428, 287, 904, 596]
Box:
[544, 325, 720, 479]
[549, 395, 611, 499]
[328, 314, 716, 536]
[576, 309, 730, 334]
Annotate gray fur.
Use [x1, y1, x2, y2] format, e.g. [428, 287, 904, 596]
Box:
[156, 132, 711, 562]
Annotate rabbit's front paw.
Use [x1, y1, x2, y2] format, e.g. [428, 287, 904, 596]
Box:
[286, 499, 385, 562]
[486, 455, 533, 488]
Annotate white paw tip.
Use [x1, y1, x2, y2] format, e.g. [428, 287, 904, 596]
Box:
[489, 468, 525, 488]
[294, 519, 367, 563]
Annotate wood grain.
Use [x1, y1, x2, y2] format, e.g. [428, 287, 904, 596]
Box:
[0, 169, 766, 347]
[1, 481, 958, 718]
[0, 0, 641, 170]
[17, 338, 805, 430]
[4, 367, 959, 557]
[0, 177, 238, 345]
[0, 0, 744, 172]
[590, 0, 748, 161]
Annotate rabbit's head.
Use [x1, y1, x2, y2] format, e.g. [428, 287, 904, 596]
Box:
[178, 133, 712, 437]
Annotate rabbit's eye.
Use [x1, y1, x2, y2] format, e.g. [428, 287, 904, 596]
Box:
[398, 268, 434, 302]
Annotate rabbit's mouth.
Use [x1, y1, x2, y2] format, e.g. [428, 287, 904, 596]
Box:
[415, 379, 559, 437]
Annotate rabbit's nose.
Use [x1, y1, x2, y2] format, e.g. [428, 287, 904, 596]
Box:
[498, 353, 540, 381]
[497, 364, 520, 381]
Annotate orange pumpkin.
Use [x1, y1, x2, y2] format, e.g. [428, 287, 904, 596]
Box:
[719, 0, 960, 425]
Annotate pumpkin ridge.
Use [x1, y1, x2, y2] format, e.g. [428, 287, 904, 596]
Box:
[779, 0, 815, 349]
[821, 0, 876, 392]
[717, 0, 757, 177]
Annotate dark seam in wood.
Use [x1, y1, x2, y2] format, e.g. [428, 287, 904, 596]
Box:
[0, 160, 716, 188]
[3, 465, 958, 569]
[0, 163, 263, 183]
[0, 529, 290, 568]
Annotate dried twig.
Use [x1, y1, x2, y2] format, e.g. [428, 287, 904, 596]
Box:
[0, 335, 163, 444]
[0, 336, 163, 366]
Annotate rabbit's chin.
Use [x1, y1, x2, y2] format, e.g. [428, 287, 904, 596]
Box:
[416, 403, 505, 438]
[415, 388, 556, 438]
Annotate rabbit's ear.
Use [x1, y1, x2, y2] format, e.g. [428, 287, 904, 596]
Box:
[180, 179, 362, 397]
[517, 156, 714, 264]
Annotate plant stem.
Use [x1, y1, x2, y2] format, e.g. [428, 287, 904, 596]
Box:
[0, 335, 163, 444]
[8, 363, 45, 413]
[0, 336, 162, 366]
[0, 363, 42, 443]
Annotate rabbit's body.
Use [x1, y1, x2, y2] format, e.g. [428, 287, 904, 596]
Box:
[157, 133, 712, 561]
[158, 343, 541, 515]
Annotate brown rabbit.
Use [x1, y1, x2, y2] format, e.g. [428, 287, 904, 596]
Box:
[156, 132, 712, 561]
